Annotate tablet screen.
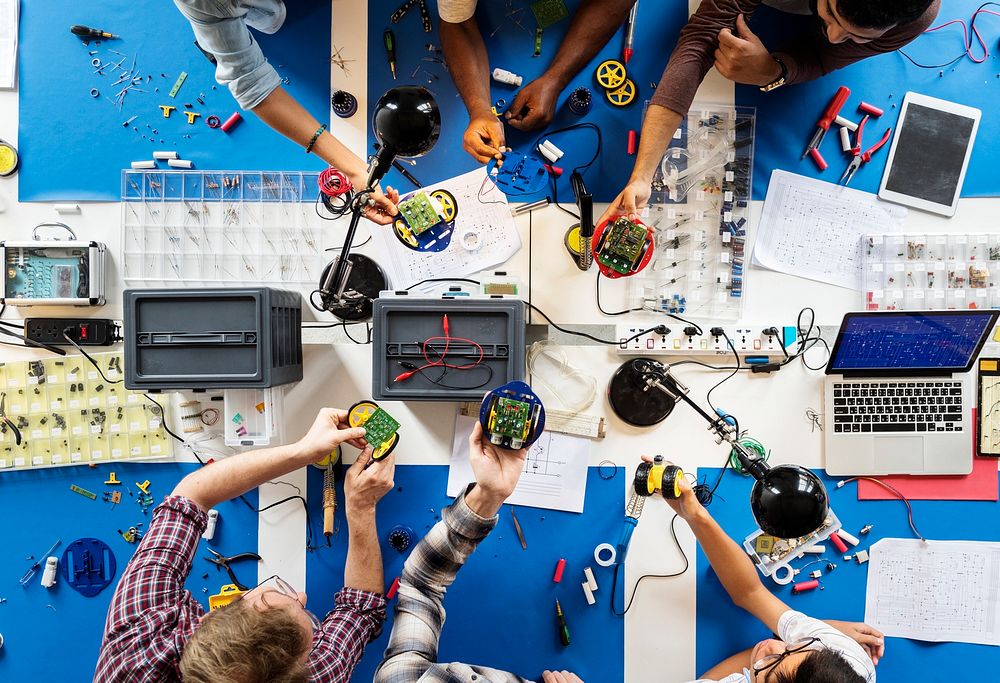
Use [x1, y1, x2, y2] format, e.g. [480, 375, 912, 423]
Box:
[883, 103, 976, 207]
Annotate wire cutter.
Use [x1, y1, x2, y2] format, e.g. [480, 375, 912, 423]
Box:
[0, 393, 21, 446]
[205, 548, 262, 591]
[840, 115, 892, 186]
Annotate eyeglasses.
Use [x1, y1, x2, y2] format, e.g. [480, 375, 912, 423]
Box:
[752, 637, 821, 678]
[241, 574, 322, 632]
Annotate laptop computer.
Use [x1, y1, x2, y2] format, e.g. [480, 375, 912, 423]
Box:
[824, 310, 998, 476]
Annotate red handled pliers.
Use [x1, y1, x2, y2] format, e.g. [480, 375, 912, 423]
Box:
[840, 115, 892, 186]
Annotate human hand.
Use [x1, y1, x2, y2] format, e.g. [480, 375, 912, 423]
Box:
[827, 621, 885, 665]
[463, 114, 506, 163]
[354, 181, 400, 226]
[714, 14, 782, 86]
[466, 422, 527, 514]
[505, 75, 559, 131]
[344, 448, 396, 519]
[298, 408, 368, 463]
[542, 671, 584, 683]
[596, 177, 652, 227]
[638, 456, 704, 522]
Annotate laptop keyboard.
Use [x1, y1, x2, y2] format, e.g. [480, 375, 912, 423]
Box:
[832, 381, 964, 434]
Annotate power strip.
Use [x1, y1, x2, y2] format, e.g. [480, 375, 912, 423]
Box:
[616, 324, 797, 360]
[24, 318, 120, 346]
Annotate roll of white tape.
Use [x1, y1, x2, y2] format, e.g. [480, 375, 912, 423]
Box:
[594, 543, 616, 567]
[771, 563, 795, 586]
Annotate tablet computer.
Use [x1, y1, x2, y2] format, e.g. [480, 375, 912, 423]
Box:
[877, 92, 980, 217]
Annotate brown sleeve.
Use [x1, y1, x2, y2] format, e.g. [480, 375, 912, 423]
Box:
[779, 0, 940, 83]
[650, 0, 763, 116]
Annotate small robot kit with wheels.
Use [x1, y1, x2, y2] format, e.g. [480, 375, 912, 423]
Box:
[479, 381, 545, 450]
[347, 400, 401, 461]
[1, 239, 107, 306]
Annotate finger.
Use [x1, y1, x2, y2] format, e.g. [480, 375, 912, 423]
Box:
[345, 437, 368, 451]
[350, 447, 374, 473]
[340, 426, 367, 443]
[372, 192, 399, 217]
[736, 13, 755, 40]
[469, 420, 484, 450]
[386, 186, 400, 204]
[505, 90, 530, 121]
[508, 108, 549, 132]
[566, 673, 584, 683]
[488, 122, 506, 152]
[468, 137, 499, 164]
[622, 191, 638, 216]
[717, 27, 739, 47]
[363, 205, 394, 226]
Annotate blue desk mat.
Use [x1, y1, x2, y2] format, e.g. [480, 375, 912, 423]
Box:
[18, 0, 331, 201]
[367, 0, 687, 203]
[0, 462, 258, 679]
[695, 467, 1000, 681]
[735, 2, 1000, 200]
[305, 464, 624, 681]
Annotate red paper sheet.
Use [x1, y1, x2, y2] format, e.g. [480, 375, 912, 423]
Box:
[857, 409, 999, 501]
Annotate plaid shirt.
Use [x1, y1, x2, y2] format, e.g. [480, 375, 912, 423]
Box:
[95, 495, 386, 682]
[374, 488, 533, 683]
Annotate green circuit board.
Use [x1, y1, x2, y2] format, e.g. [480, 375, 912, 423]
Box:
[398, 192, 440, 236]
[596, 217, 648, 275]
[363, 407, 401, 449]
[490, 397, 531, 440]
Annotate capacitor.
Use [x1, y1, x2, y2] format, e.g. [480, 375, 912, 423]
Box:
[202, 509, 219, 541]
[41, 556, 58, 588]
[492, 68, 523, 87]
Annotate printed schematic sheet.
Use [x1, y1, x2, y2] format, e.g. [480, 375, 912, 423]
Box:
[754, 170, 906, 290]
[865, 538, 1000, 646]
[369, 168, 522, 289]
[447, 414, 590, 513]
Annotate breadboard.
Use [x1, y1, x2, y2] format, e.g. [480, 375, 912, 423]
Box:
[120, 170, 328, 286]
[461, 404, 605, 440]
[636, 103, 756, 321]
[0, 352, 173, 470]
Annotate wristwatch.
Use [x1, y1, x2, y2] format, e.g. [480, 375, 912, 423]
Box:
[759, 55, 788, 93]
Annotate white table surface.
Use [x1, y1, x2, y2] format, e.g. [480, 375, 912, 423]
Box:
[2, 1, 999, 680]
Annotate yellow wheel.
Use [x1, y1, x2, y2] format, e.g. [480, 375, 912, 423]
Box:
[348, 400, 380, 428]
[312, 445, 342, 469]
[595, 59, 627, 90]
[431, 189, 458, 223]
[372, 432, 399, 461]
[606, 79, 636, 107]
[393, 219, 419, 248]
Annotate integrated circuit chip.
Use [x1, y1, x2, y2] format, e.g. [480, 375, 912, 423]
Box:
[361, 406, 401, 451]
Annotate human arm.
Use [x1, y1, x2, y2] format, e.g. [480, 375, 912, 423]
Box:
[172, 0, 397, 223]
[308, 448, 396, 681]
[505, 0, 637, 131]
[824, 620, 885, 665]
[440, 18, 506, 162]
[698, 648, 754, 679]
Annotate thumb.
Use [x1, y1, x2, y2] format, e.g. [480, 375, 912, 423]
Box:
[736, 14, 758, 42]
[344, 426, 367, 442]
[505, 89, 529, 120]
[349, 446, 374, 474]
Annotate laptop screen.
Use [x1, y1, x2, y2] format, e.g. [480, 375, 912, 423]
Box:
[828, 311, 999, 375]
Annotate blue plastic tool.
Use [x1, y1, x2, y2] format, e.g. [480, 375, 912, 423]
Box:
[61, 538, 116, 597]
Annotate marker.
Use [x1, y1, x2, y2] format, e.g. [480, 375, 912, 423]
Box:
[383, 29, 397, 80]
[623, 1, 639, 65]
[555, 599, 571, 646]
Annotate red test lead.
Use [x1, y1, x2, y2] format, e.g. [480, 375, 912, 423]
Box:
[802, 85, 851, 159]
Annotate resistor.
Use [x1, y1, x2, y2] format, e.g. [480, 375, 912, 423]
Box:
[180, 400, 204, 434]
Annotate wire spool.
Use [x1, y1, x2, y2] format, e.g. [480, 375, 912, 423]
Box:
[179, 400, 204, 434]
[318, 167, 352, 198]
[729, 436, 769, 475]
[331, 90, 359, 118]
[0, 139, 19, 177]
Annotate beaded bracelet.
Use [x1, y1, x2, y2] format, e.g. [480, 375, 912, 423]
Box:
[305, 124, 327, 154]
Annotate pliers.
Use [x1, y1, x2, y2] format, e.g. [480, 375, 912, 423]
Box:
[0, 393, 21, 446]
[205, 548, 261, 591]
[840, 115, 892, 186]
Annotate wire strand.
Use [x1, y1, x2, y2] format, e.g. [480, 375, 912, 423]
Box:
[838, 476, 927, 542]
[611, 514, 689, 615]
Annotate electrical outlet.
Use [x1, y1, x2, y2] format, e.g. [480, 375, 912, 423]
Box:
[24, 318, 120, 346]
[616, 324, 796, 359]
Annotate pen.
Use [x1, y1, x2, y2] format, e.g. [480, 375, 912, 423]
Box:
[384, 29, 397, 80]
[555, 599, 571, 646]
[623, 1, 638, 65]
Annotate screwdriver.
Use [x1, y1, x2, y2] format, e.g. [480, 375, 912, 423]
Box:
[384, 29, 397, 80]
[555, 599, 571, 646]
[801, 85, 850, 159]
[70, 25, 120, 40]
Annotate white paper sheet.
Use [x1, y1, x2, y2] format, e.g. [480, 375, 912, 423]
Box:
[865, 538, 1000, 646]
[369, 167, 521, 289]
[0, 0, 18, 89]
[753, 170, 907, 290]
[447, 413, 590, 513]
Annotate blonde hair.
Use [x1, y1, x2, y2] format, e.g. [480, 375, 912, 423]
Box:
[179, 600, 311, 683]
